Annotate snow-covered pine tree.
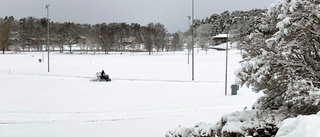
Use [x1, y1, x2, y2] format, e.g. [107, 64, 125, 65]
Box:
[236, 0, 320, 116]
[229, 9, 267, 46]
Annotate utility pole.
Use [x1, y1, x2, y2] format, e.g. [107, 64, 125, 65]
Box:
[225, 19, 232, 95]
[187, 16, 191, 65]
[225, 32, 229, 95]
[191, 0, 194, 81]
[46, 4, 50, 72]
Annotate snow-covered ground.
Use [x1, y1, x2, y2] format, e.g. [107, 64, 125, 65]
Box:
[276, 112, 320, 137]
[0, 50, 262, 137]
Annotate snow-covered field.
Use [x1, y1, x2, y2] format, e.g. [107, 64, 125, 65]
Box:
[0, 50, 262, 137]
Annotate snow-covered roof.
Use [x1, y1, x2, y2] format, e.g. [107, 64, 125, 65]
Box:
[209, 42, 238, 50]
[213, 34, 228, 38]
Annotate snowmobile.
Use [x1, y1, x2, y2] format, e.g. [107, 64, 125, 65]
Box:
[90, 72, 111, 82]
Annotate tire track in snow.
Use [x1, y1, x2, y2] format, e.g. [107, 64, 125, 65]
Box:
[0, 105, 244, 124]
[11, 73, 225, 83]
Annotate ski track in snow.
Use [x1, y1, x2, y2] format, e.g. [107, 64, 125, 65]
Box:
[10, 73, 228, 83]
[0, 105, 241, 124]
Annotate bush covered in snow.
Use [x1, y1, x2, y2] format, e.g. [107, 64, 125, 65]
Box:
[166, 123, 215, 137]
[166, 110, 285, 137]
[167, 111, 320, 137]
[215, 110, 285, 137]
[190, 123, 216, 137]
[166, 126, 192, 137]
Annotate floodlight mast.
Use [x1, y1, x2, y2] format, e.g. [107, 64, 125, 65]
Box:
[187, 16, 191, 65]
[46, 4, 50, 72]
[191, 0, 194, 81]
[225, 33, 229, 95]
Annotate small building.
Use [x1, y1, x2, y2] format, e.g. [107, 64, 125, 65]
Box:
[212, 34, 228, 45]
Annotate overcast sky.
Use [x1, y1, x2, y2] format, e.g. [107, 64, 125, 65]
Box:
[0, 0, 276, 32]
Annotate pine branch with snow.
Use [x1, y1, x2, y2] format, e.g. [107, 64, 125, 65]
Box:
[236, 0, 320, 116]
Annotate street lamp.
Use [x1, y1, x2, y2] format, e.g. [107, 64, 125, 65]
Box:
[46, 4, 50, 72]
[225, 33, 229, 95]
[224, 19, 233, 95]
[187, 16, 191, 65]
[191, 0, 194, 81]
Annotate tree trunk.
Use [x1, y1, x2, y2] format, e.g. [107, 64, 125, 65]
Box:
[69, 44, 72, 54]
[59, 45, 64, 53]
[37, 44, 40, 51]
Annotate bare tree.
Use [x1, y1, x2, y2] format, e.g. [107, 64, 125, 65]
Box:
[144, 23, 156, 55]
[0, 16, 14, 54]
[171, 33, 181, 52]
[196, 24, 213, 52]
[57, 22, 80, 54]
[153, 23, 166, 52]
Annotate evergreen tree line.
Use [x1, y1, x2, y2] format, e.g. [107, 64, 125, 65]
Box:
[190, 9, 267, 51]
[0, 17, 182, 54]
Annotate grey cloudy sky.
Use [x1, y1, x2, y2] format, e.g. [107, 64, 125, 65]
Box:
[0, 0, 276, 32]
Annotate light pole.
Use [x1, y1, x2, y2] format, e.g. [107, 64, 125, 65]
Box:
[46, 4, 50, 72]
[191, 0, 194, 81]
[187, 16, 191, 65]
[224, 19, 232, 95]
[225, 32, 229, 95]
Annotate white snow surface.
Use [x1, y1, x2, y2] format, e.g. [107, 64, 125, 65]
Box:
[0, 50, 263, 137]
[212, 34, 228, 38]
[275, 112, 320, 137]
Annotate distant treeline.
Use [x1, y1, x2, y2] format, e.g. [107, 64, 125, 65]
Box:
[0, 8, 266, 54]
